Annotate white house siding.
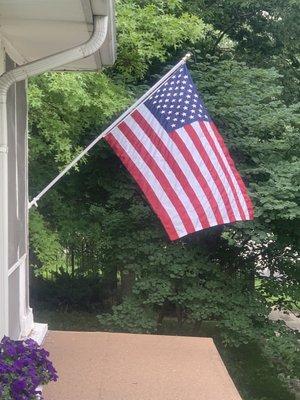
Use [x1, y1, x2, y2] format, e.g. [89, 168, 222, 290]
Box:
[3, 51, 32, 339]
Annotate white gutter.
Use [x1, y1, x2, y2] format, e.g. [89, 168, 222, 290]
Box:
[0, 15, 108, 339]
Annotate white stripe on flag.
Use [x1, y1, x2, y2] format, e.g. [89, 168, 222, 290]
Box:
[177, 125, 230, 223]
[125, 115, 202, 231]
[138, 104, 218, 227]
[204, 121, 250, 219]
[192, 122, 242, 220]
[111, 126, 188, 237]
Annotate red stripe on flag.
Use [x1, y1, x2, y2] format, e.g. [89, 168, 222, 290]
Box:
[184, 123, 237, 222]
[105, 133, 179, 240]
[199, 121, 247, 220]
[133, 110, 211, 229]
[118, 121, 196, 234]
[171, 130, 225, 225]
[210, 122, 254, 219]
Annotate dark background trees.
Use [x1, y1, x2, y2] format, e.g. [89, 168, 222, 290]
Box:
[28, 1, 299, 398]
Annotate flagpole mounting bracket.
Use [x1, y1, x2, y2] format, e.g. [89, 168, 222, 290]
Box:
[28, 198, 39, 209]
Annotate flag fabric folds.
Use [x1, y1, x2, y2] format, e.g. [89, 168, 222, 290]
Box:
[105, 64, 254, 240]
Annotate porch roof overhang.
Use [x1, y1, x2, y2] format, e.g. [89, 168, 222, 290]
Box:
[0, 0, 116, 71]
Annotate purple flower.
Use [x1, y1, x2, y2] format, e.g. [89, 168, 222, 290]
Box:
[0, 335, 58, 399]
[12, 378, 26, 393]
[0, 362, 13, 374]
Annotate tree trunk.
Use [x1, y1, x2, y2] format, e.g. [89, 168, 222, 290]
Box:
[192, 320, 203, 335]
[102, 264, 118, 308]
[176, 305, 184, 333]
[71, 247, 75, 277]
[120, 269, 135, 298]
[157, 302, 167, 332]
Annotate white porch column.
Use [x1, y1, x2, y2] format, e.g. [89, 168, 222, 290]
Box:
[0, 39, 9, 339]
[0, 44, 33, 340]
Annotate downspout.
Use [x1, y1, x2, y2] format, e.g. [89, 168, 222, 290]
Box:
[0, 15, 108, 338]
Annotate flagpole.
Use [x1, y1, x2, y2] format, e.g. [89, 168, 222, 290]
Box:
[28, 53, 192, 209]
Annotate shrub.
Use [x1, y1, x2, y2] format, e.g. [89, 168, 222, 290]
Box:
[97, 298, 157, 333]
[31, 271, 108, 311]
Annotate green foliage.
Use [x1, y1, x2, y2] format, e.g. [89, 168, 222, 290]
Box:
[97, 298, 157, 333]
[190, 59, 300, 242]
[115, 0, 208, 80]
[29, 72, 129, 168]
[29, 210, 64, 273]
[262, 323, 300, 378]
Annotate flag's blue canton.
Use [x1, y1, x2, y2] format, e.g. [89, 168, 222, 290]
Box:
[144, 64, 211, 134]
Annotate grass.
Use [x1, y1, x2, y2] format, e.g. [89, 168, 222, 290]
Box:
[219, 342, 295, 400]
[34, 305, 295, 400]
[34, 307, 101, 331]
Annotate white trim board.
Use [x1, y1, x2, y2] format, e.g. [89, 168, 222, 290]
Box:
[26, 323, 48, 346]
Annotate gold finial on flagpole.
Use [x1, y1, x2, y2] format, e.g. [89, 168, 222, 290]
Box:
[182, 52, 192, 62]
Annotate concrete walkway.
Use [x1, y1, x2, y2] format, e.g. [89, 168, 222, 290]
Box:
[44, 331, 242, 400]
[269, 308, 300, 331]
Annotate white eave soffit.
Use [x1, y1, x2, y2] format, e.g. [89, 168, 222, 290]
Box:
[0, 0, 116, 71]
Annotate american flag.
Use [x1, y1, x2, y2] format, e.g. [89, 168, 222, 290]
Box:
[105, 64, 254, 240]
